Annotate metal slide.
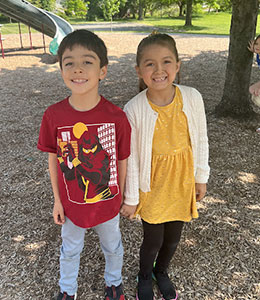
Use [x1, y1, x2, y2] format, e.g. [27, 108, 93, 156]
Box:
[0, 0, 73, 55]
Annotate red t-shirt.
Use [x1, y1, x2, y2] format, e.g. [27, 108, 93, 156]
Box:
[38, 96, 131, 228]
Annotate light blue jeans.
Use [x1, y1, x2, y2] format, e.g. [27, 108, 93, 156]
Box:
[59, 214, 123, 295]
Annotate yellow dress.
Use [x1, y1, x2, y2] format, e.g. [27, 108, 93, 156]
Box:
[136, 87, 198, 224]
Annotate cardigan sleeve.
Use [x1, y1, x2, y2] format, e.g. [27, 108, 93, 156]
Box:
[123, 103, 140, 206]
[193, 88, 210, 183]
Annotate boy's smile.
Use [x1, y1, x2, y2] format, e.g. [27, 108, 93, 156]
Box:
[61, 45, 107, 100]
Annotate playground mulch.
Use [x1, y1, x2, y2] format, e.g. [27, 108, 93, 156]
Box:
[0, 32, 260, 300]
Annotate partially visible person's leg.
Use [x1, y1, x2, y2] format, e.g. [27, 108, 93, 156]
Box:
[94, 214, 124, 287]
[59, 217, 86, 296]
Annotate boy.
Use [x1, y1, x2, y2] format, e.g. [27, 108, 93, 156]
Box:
[37, 29, 131, 300]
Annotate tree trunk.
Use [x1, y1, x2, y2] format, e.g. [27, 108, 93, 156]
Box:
[179, 3, 184, 17]
[138, 0, 144, 20]
[185, 0, 192, 26]
[215, 0, 258, 119]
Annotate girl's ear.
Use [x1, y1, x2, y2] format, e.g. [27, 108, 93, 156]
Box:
[99, 65, 108, 80]
[135, 65, 142, 78]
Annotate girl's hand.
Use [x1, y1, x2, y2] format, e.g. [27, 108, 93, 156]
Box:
[249, 81, 260, 96]
[120, 204, 137, 219]
[53, 201, 65, 225]
[248, 40, 255, 53]
[195, 183, 207, 201]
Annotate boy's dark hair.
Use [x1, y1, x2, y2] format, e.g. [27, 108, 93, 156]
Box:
[57, 29, 108, 69]
[136, 32, 180, 91]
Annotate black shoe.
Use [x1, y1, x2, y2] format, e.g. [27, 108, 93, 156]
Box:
[153, 270, 178, 300]
[57, 292, 76, 300]
[136, 273, 154, 300]
[105, 284, 125, 300]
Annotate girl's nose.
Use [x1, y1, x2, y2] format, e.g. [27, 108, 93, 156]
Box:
[155, 63, 163, 72]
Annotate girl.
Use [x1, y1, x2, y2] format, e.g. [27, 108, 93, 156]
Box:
[248, 35, 260, 132]
[120, 33, 210, 300]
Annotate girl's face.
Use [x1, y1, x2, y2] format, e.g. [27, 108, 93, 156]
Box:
[254, 38, 260, 54]
[136, 44, 180, 92]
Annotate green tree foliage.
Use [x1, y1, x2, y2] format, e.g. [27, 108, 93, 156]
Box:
[99, 0, 126, 21]
[64, 0, 88, 18]
[86, 0, 103, 20]
[203, 0, 231, 12]
[27, 0, 55, 11]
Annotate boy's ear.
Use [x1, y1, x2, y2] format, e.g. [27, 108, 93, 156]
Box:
[176, 60, 181, 73]
[100, 65, 108, 80]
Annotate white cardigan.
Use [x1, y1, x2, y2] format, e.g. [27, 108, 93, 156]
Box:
[123, 84, 210, 206]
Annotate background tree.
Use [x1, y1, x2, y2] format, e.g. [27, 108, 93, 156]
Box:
[185, 0, 193, 26]
[86, 0, 103, 20]
[27, 0, 55, 10]
[215, 0, 259, 118]
[99, 0, 125, 21]
[175, 0, 186, 16]
[64, 0, 88, 18]
[138, 0, 145, 20]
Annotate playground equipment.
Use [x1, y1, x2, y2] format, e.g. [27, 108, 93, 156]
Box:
[0, 0, 73, 55]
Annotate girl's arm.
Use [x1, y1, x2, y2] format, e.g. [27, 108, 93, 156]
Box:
[48, 153, 65, 225]
[194, 90, 210, 185]
[119, 155, 138, 219]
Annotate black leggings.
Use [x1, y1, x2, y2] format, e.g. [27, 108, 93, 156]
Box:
[139, 220, 184, 276]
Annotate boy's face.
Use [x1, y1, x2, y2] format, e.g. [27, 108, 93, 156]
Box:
[60, 45, 107, 97]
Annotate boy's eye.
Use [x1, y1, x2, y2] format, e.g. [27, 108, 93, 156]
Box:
[146, 62, 154, 67]
[84, 61, 93, 65]
[64, 62, 72, 67]
[164, 60, 172, 64]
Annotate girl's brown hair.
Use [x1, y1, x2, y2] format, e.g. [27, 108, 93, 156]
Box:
[136, 32, 180, 91]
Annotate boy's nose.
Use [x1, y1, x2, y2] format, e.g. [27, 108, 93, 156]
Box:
[73, 64, 83, 73]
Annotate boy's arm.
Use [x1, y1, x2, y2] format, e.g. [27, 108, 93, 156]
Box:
[118, 159, 127, 198]
[118, 158, 137, 219]
[48, 153, 65, 225]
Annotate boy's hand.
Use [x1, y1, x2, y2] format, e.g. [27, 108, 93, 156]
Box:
[248, 40, 255, 53]
[120, 204, 137, 219]
[195, 183, 207, 201]
[53, 201, 65, 225]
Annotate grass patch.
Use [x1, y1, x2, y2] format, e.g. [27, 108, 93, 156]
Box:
[1, 22, 37, 35]
[140, 12, 232, 35]
[1, 12, 259, 36]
